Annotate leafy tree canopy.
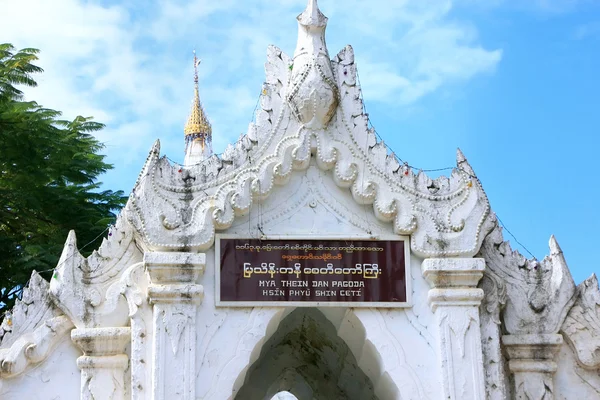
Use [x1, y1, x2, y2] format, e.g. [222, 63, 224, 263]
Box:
[0, 43, 126, 312]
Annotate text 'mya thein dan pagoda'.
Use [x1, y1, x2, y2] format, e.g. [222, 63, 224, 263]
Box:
[1, 1, 599, 399]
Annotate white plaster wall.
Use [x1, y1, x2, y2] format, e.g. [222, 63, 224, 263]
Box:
[193, 165, 441, 400]
[554, 341, 600, 399]
[0, 335, 80, 399]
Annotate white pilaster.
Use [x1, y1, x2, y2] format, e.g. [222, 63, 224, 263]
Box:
[502, 334, 563, 399]
[144, 252, 205, 400]
[71, 327, 131, 400]
[422, 257, 486, 400]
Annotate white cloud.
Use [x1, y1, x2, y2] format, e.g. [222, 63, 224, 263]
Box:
[328, 0, 502, 104]
[0, 0, 502, 191]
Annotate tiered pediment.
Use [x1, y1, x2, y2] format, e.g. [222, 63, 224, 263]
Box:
[124, 43, 494, 258]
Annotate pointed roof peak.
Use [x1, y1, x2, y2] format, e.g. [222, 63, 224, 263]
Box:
[184, 51, 213, 165]
[456, 148, 467, 164]
[184, 50, 211, 137]
[294, 0, 330, 59]
[298, 0, 327, 27]
[549, 234, 563, 255]
[455, 147, 478, 177]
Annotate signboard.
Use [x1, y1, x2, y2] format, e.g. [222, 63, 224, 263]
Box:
[216, 237, 410, 307]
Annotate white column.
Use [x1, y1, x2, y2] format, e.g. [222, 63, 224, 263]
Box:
[71, 327, 131, 400]
[421, 258, 486, 400]
[502, 334, 563, 399]
[144, 252, 204, 400]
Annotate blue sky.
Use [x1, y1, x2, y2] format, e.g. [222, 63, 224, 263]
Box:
[1, 0, 598, 283]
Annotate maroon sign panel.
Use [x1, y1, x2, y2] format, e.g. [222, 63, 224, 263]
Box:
[218, 239, 407, 306]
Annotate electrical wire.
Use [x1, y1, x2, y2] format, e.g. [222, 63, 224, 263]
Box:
[497, 216, 536, 259]
[2, 225, 113, 305]
[5, 70, 541, 309]
[169, 71, 533, 259]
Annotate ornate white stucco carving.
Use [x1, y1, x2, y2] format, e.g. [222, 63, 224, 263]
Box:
[287, 0, 338, 129]
[34, 215, 142, 399]
[145, 251, 204, 400]
[216, 170, 437, 399]
[124, 40, 493, 259]
[555, 340, 600, 398]
[49, 215, 143, 329]
[3, 1, 600, 399]
[482, 225, 576, 335]
[502, 333, 563, 399]
[480, 220, 580, 400]
[1, 271, 59, 347]
[422, 258, 486, 400]
[478, 270, 509, 400]
[0, 315, 73, 379]
[562, 274, 600, 369]
[71, 327, 131, 400]
[119, 261, 150, 400]
[214, 306, 434, 400]
[0, 271, 74, 379]
[350, 309, 431, 399]
[202, 307, 285, 400]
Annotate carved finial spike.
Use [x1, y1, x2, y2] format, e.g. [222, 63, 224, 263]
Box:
[28, 270, 45, 287]
[584, 273, 599, 289]
[307, 0, 319, 16]
[131, 139, 161, 193]
[547, 234, 575, 295]
[57, 230, 80, 266]
[151, 139, 161, 155]
[456, 148, 467, 165]
[290, 0, 337, 128]
[21, 270, 49, 304]
[298, 0, 327, 27]
[549, 235, 563, 256]
[455, 147, 476, 177]
[65, 230, 77, 249]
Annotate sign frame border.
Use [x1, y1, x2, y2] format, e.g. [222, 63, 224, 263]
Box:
[215, 234, 412, 308]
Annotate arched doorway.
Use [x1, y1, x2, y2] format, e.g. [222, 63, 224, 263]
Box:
[235, 308, 379, 400]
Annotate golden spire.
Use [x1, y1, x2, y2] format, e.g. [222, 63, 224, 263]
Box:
[184, 51, 211, 139]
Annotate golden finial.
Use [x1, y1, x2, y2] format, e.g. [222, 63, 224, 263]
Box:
[184, 50, 211, 138]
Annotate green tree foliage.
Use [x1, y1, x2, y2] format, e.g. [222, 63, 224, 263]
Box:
[0, 43, 126, 311]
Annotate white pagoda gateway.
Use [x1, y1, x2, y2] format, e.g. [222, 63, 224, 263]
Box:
[1, 1, 599, 399]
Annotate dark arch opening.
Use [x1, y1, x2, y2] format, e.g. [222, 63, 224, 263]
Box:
[235, 308, 379, 400]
